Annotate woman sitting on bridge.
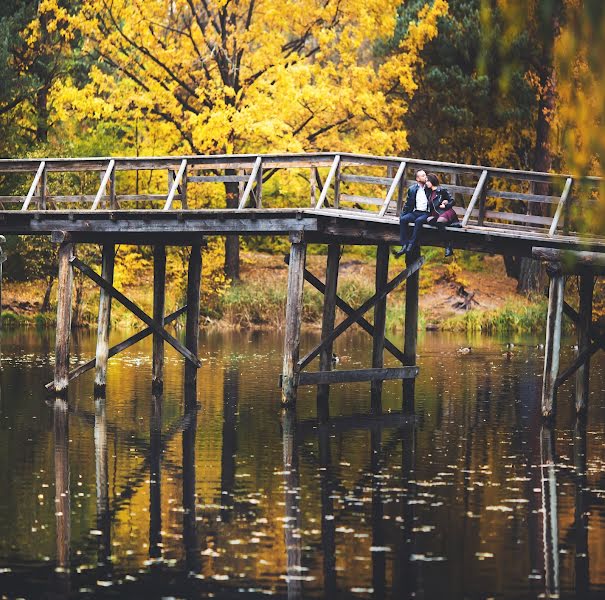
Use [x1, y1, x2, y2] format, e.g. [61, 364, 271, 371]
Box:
[426, 172, 457, 258]
[394, 169, 431, 257]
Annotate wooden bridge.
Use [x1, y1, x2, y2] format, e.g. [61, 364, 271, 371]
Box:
[0, 151, 603, 420]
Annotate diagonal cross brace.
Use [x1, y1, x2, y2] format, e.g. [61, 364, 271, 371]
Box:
[287, 257, 405, 363]
[71, 257, 201, 367]
[44, 305, 188, 391]
[297, 256, 424, 370]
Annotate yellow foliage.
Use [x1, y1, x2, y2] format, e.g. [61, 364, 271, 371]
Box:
[51, 0, 448, 158]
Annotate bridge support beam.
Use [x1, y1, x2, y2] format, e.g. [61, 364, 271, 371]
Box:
[575, 274, 594, 416]
[371, 243, 390, 413]
[403, 247, 420, 412]
[281, 234, 307, 408]
[185, 244, 202, 394]
[152, 245, 166, 393]
[542, 265, 564, 419]
[94, 244, 115, 391]
[317, 243, 340, 421]
[54, 242, 74, 395]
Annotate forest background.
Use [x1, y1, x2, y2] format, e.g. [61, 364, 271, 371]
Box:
[0, 0, 603, 332]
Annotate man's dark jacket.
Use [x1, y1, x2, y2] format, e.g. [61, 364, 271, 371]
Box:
[402, 184, 454, 215]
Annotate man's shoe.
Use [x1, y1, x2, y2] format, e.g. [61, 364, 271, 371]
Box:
[444, 243, 454, 258]
[394, 244, 408, 258]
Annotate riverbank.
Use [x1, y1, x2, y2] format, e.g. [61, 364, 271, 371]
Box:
[0, 249, 556, 334]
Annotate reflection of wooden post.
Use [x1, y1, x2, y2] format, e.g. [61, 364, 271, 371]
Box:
[575, 274, 593, 415]
[149, 391, 162, 562]
[318, 425, 336, 596]
[53, 398, 70, 573]
[182, 391, 199, 573]
[542, 266, 564, 418]
[94, 395, 111, 576]
[317, 244, 340, 420]
[55, 243, 74, 394]
[371, 429, 386, 598]
[403, 248, 419, 411]
[282, 235, 306, 408]
[94, 244, 115, 390]
[152, 245, 166, 393]
[221, 360, 238, 523]
[185, 244, 202, 391]
[281, 409, 302, 600]
[573, 418, 590, 596]
[371, 244, 389, 410]
[540, 425, 559, 597]
[0, 235, 6, 329]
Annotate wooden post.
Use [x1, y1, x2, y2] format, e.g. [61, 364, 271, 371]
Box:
[54, 243, 74, 394]
[152, 245, 166, 393]
[94, 244, 115, 390]
[575, 274, 594, 415]
[542, 265, 564, 419]
[281, 234, 306, 408]
[39, 166, 47, 210]
[371, 244, 390, 411]
[317, 243, 340, 421]
[255, 160, 263, 208]
[333, 160, 341, 209]
[109, 167, 117, 210]
[310, 167, 318, 207]
[53, 398, 70, 572]
[403, 247, 420, 411]
[185, 244, 202, 392]
[0, 236, 6, 329]
[181, 163, 188, 209]
[477, 175, 489, 226]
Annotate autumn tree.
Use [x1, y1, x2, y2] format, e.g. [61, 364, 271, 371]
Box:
[53, 0, 448, 279]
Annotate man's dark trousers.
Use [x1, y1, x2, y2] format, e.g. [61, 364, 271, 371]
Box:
[399, 210, 430, 248]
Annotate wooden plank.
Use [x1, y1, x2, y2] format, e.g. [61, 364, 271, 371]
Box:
[532, 247, 605, 269]
[542, 269, 564, 418]
[339, 174, 394, 186]
[575, 274, 594, 415]
[255, 162, 263, 208]
[152, 245, 166, 391]
[298, 256, 424, 370]
[185, 244, 202, 388]
[315, 155, 340, 209]
[238, 156, 262, 209]
[462, 170, 489, 227]
[309, 167, 318, 207]
[44, 306, 187, 391]
[188, 175, 248, 183]
[485, 189, 560, 204]
[379, 161, 406, 217]
[317, 243, 341, 416]
[297, 366, 419, 386]
[371, 244, 390, 404]
[54, 243, 74, 393]
[483, 210, 553, 226]
[71, 256, 201, 366]
[282, 238, 307, 407]
[163, 159, 187, 210]
[404, 249, 420, 366]
[22, 161, 46, 211]
[339, 194, 383, 206]
[556, 340, 600, 388]
[94, 244, 115, 389]
[91, 160, 116, 210]
[549, 177, 573, 237]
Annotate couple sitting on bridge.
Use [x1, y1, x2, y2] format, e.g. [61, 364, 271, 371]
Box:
[394, 169, 458, 258]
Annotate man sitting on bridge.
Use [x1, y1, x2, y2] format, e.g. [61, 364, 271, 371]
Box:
[394, 169, 430, 257]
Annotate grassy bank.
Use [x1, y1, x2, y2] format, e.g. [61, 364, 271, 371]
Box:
[1, 251, 555, 334]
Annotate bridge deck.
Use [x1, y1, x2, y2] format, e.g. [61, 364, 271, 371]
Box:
[1, 208, 603, 262]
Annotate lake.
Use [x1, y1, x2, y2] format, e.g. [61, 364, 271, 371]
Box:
[0, 327, 604, 599]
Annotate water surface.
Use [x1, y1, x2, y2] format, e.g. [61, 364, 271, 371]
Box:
[0, 327, 604, 599]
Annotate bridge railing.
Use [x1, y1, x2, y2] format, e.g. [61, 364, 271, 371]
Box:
[0, 152, 601, 238]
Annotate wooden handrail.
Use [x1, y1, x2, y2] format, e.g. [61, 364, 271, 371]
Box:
[91, 160, 116, 210]
[549, 177, 573, 237]
[237, 156, 262, 210]
[378, 161, 406, 217]
[163, 159, 187, 210]
[21, 161, 46, 211]
[462, 170, 489, 227]
[315, 155, 341, 209]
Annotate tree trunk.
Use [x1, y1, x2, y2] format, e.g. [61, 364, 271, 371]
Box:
[41, 275, 54, 313]
[503, 255, 521, 279]
[224, 179, 240, 281]
[518, 0, 561, 294]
